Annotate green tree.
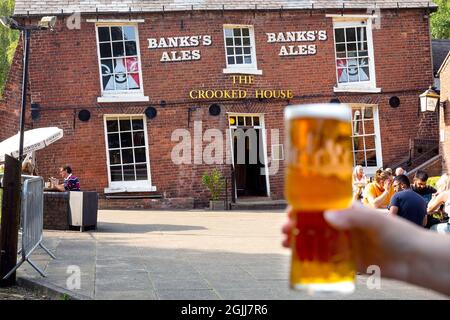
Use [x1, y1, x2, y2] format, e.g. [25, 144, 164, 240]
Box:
[0, 0, 19, 97]
[431, 0, 450, 39]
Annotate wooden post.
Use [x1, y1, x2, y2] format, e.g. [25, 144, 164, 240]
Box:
[0, 155, 22, 287]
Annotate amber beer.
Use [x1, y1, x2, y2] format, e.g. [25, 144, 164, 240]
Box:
[285, 103, 355, 294]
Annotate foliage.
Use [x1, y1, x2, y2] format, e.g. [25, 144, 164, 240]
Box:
[60, 293, 71, 300]
[201, 169, 225, 201]
[431, 0, 450, 39]
[427, 176, 441, 189]
[0, 0, 19, 97]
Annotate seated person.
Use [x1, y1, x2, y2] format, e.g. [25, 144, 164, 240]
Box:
[50, 165, 80, 191]
[362, 169, 395, 209]
[427, 174, 450, 228]
[412, 170, 436, 204]
[352, 165, 367, 200]
[389, 174, 427, 227]
[22, 161, 36, 175]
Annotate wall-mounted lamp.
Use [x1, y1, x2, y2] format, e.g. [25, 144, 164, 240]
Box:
[420, 87, 440, 112]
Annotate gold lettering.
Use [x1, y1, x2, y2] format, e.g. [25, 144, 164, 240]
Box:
[189, 90, 198, 99]
[287, 90, 294, 99]
[205, 90, 214, 99]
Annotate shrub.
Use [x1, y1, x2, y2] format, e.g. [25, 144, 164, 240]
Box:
[202, 169, 225, 201]
[427, 176, 440, 189]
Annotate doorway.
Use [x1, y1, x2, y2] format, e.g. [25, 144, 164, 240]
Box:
[229, 114, 269, 199]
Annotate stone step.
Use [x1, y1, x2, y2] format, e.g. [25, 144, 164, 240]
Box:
[230, 199, 287, 210]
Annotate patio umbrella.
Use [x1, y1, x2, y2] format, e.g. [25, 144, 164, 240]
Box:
[0, 127, 63, 162]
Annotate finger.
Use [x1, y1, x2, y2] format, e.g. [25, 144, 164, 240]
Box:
[324, 202, 385, 230]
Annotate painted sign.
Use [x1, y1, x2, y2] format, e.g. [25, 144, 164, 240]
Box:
[189, 76, 294, 100]
[266, 30, 328, 56]
[148, 35, 212, 62]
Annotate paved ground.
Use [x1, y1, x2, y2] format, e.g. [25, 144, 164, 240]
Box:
[17, 210, 448, 300]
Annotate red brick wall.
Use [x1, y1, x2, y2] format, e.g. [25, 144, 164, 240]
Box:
[0, 35, 22, 142]
[440, 54, 450, 173]
[1, 9, 437, 208]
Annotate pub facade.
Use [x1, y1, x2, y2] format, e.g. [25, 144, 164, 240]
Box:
[0, 1, 439, 209]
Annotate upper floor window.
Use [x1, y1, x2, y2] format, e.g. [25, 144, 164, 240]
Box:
[332, 19, 379, 93]
[96, 24, 149, 102]
[223, 25, 262, 75]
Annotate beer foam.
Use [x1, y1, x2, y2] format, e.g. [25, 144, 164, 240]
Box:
[284, 103, 352, 121]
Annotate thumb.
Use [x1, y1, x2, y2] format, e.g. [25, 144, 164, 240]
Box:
[324, 202, 382, 230]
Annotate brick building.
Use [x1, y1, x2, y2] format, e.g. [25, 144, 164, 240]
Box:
[0, 0, 440, 209]
[439, 51, 450, 173]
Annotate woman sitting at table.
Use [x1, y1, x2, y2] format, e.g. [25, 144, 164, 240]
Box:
[50, 165, 80, 192]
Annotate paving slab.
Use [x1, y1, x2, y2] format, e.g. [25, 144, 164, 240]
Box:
[16, 210, 449, 300]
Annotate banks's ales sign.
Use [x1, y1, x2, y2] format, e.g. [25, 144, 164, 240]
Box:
[266, 30, 328, 56]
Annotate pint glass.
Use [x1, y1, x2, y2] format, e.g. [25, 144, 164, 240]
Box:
[284, 103, 355, 294]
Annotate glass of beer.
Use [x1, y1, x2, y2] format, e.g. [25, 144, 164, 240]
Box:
[284, 103, 355, 294]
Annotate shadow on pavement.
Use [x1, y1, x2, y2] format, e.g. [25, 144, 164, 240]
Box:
[96, 222, 208, 234]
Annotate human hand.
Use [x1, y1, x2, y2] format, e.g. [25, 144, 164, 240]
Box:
[281, 202, 428, 283]
[383, 179, 392, 190]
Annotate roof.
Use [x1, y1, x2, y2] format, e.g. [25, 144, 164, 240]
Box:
[13, 0, 438, 16]
[437, 51, 450, 76]
[433, 40, 450, 76]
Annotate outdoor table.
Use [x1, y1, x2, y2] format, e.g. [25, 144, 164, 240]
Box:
[43, 190, 98, 231]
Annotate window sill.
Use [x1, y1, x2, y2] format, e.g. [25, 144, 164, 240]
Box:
[333, 87, 382, 93]
[222, 68, 263, 75]
[98, 95, 149, 103]
[104, 185, 157, 194]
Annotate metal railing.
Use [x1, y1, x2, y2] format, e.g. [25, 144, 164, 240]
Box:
[2, 175, 55, 280]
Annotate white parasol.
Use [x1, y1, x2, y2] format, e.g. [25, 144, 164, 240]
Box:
[0, 127, 63, 162]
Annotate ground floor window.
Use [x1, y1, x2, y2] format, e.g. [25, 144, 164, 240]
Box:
[350, 104, 382, 174]
[103, 114, 155, 192]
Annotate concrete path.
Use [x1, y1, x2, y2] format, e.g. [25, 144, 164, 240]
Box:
[18, 210, 448, 300]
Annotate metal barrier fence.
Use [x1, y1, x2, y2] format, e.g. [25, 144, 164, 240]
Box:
[0, 175, 56, 280]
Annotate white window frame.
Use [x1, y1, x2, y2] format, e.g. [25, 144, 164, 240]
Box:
[350, 104, 383, 176]
[222, 25, 263, 75]
[103, 114, 156, 193]
[95, 23, 149, 103]
[332, 18, 381, 93]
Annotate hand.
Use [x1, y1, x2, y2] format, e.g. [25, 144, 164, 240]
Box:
[383, 179, 392, 190]
[281, 202, 428, 283]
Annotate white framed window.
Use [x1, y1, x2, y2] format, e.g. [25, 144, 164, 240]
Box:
[350, 104, 383, 175]
[103, 115, 156, 193]
[332, 19, 380, 93]
[95, 24, 149, 103]
[223, 25, 262, 75]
